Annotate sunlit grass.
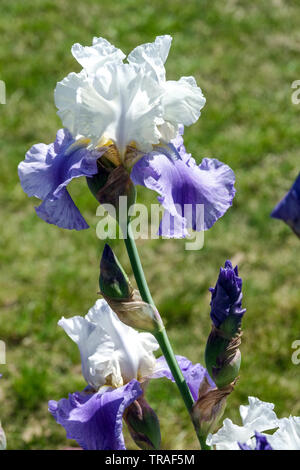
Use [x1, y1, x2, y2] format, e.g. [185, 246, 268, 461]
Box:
[0, 0, 299, 449]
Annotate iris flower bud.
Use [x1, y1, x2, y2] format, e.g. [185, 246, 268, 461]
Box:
[205, 261, 246, 389]
[99, 244, 162, 332]
[124, 395, 161, 450]
[99, 243, 132, 300]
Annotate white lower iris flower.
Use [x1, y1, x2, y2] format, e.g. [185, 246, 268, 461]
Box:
[207, 396, 300, 450]
[58, 299, 159, 390]
[49, 299, 213, 450]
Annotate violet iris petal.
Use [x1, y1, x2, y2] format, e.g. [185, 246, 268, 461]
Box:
[239, 431, 273, 450]
[131, 131, 235, 238]
[271, 173, 300, 237]
[151, 355, 215, 401]
[18, 128, 102, 230]
[210, 260, 246, 328]
[48, 379, 142, 450]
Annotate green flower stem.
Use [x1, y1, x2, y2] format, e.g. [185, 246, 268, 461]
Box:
[198, 436, 211, 450]
[123, 222, 209, 449]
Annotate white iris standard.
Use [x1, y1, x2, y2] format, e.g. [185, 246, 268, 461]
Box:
[58, 299, 159, 390]
[207, 396, 300, 450]
[55, 35, 205, 162]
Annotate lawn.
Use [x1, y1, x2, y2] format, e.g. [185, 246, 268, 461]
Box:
[0, 0, 299, 449]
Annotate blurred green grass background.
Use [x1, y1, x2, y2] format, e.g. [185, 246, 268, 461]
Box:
[0, 0, 299, 450]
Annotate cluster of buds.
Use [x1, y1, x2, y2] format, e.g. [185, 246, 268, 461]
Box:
[192, 260, 246, 442]
[100, 248, 247, 448]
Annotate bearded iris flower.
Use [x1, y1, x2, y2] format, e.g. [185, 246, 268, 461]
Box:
[49, 299, 214, 450]
[18, 35, 235, 235]
[48, 299, 159, 450]
[207, 396, 300, 450]
[54, 35, 205, 159]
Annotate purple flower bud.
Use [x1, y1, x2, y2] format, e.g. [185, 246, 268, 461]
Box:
[209, 260, 246, 330]
[271, 173, 300, 238]
[205, 261, 246, 388]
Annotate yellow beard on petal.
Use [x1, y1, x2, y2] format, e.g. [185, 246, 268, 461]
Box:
[95, 135, 144, 169]
[103, 145, 122, 167]
[96, 135, 122, 167]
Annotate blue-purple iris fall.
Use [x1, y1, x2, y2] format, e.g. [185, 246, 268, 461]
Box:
[18, 126, 235, 237]
[271, 173, 300, 238]
[132, 126, 236, 237]
[209, 260, 246, 328]
[49, 355, 214, 450]
[239, 431, 273, 450]
[18, 129, 104, 230]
